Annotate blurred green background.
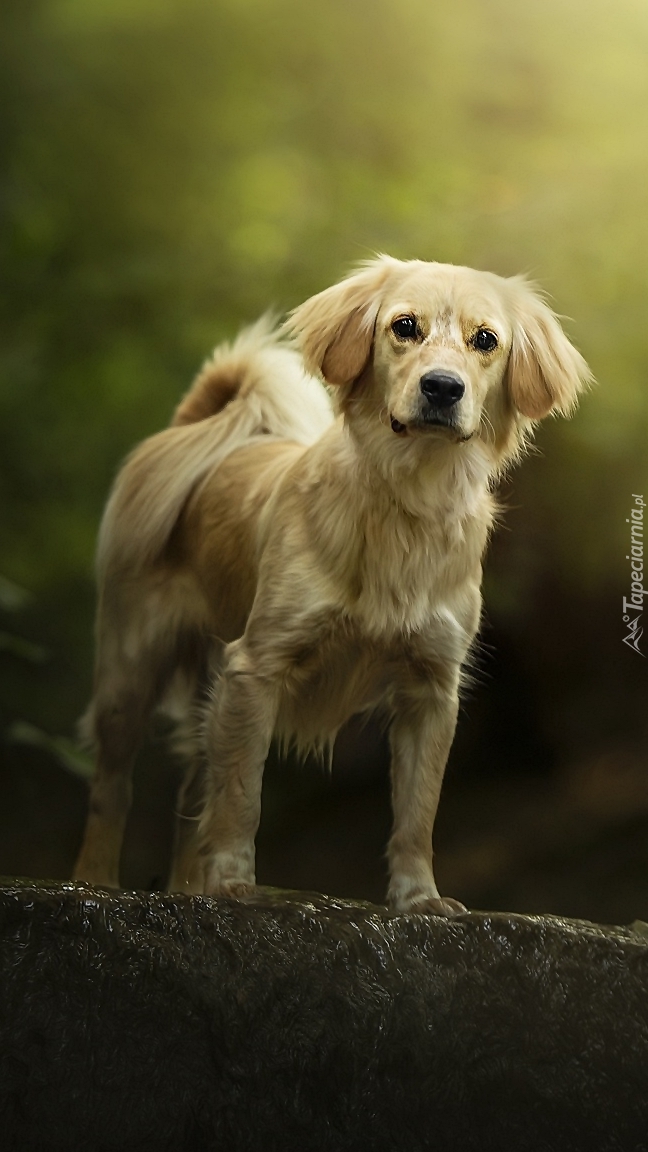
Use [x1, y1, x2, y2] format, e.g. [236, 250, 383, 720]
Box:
[1, 0, 647, 922]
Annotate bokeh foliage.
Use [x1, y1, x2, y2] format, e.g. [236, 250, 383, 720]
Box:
[2, 0, 648, 591]
[1, 0, 647, 909]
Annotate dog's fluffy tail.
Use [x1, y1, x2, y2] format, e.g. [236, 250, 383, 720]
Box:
[97, 316, 333, 577]
[171, 314, 332, 437]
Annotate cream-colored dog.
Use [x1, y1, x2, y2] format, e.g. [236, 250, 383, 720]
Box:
[73, 257, 590, 914]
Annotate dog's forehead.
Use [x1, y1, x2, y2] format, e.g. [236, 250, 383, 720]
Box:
[383, 263, 510, 326]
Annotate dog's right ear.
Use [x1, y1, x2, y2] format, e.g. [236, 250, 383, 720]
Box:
[286, 257, 397, 385]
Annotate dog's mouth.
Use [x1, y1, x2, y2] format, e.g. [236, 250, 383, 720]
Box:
[390, 413, 472, 442]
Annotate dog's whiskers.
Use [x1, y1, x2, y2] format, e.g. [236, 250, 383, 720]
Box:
[480, 410, 496, 445]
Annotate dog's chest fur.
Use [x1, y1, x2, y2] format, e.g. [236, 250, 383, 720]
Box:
[271, 454, 494, 753]
[347, 491, 490, 636]
[303, 443, 495, 637]
[274, 590, 474, 757]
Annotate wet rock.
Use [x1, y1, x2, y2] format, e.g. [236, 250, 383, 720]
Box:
[0, 879, 646, 1151]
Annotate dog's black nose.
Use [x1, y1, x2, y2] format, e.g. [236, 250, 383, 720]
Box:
[419, 371, 465, 408]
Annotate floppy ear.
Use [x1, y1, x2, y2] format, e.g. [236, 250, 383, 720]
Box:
[506, 278, 592, 420]
[285, 257, 397, 385]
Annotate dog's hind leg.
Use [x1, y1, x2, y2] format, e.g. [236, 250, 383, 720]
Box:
[72, 586, 182, 888]
[168, 754, 206, 894]
[165, 643, 222, 894]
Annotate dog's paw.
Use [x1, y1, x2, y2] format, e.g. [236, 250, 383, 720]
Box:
[389, 887, 467, 917]
[409, 895, 467, 917]
[208, 878, 256, 900]
[202, 864, 256, 900]
[201, 847, 256, 900]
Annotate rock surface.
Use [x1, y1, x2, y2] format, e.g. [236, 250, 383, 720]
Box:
[0, 879, 647, 1151]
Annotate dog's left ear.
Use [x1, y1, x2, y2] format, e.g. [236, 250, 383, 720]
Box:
[506, 279, 592, 420]
[286, 257, 398, 386]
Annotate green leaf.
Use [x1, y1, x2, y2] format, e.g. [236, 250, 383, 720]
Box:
[0, 576, 31, 613]
[0, 632, 49, 663]
[6, 721, 93, 782]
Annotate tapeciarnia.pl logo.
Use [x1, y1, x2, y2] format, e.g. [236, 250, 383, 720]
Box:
[622, 494, 646, 656]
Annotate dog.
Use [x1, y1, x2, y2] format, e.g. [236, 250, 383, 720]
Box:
[72, 256, 591, 914]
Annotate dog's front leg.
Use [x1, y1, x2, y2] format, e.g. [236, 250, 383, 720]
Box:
[199, 639, 280, 899]
[387, 671, 466, 917]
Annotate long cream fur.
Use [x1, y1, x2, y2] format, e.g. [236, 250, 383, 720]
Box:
[73, 258, 591, 913]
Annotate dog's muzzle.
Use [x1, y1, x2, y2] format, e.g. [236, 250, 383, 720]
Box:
[419, 371, 465, 408]
[418, 371, 465, 430]
[390, 372, 467, 435]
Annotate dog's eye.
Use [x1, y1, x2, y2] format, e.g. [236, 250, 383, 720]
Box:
[391, 316, 418, 340]
[472, 328, 498, 353]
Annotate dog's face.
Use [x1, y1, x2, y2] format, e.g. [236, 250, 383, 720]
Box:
[288, 257, 591, 463]
[372, 263, 513, 442]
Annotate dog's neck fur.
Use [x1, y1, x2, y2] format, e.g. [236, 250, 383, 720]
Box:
[299, 413, 496, 637]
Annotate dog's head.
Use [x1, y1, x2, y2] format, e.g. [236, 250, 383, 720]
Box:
[288, 257, 591, 467]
